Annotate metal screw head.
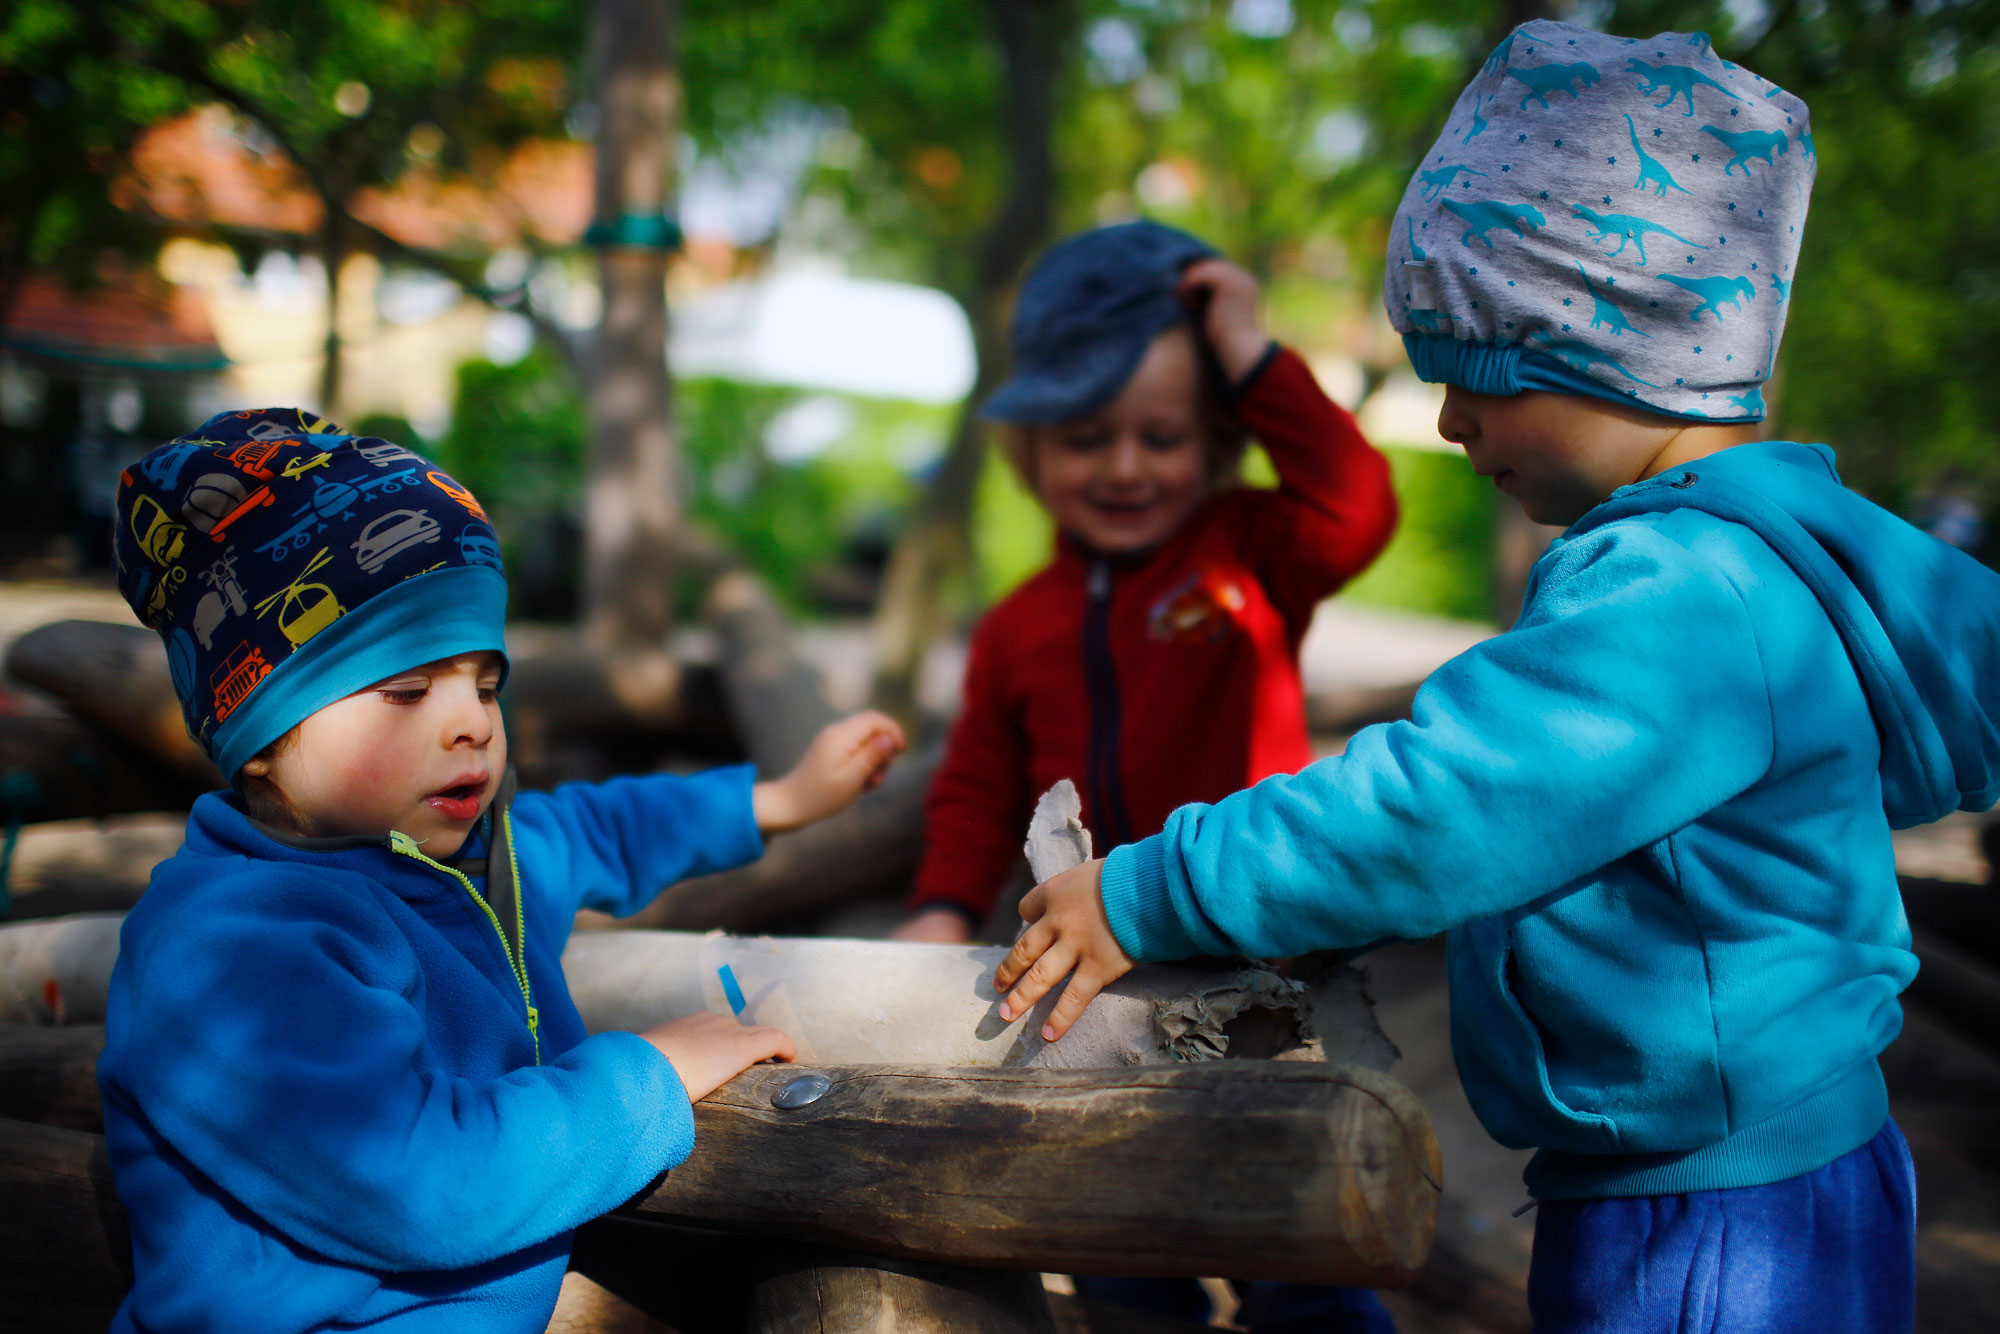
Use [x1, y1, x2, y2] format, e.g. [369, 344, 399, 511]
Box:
[772, 1072, 832, 1110]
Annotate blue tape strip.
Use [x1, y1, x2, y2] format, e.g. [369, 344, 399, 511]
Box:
[717, 964, 747, 1016]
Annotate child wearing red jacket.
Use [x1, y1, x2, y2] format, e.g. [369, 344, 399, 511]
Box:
[897, 220, 1399, 1332]
[897, 220, 1398, 952]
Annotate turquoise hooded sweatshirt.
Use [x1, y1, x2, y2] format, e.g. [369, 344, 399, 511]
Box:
[1103, 441, 2000, 1199]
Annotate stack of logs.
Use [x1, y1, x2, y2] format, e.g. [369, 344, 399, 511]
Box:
[0, 575, 1443, 1332]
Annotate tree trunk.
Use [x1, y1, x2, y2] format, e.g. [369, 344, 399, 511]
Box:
[318, 202, 347, 413]
[583, 0, 682, 652]
[869, 0, 1071, 722]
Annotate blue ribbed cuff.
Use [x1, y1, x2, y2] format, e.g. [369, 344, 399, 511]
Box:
[1401, 333, 1756, 422]
[1101, 834, 1203, 962]
[213, 563, 509, 780]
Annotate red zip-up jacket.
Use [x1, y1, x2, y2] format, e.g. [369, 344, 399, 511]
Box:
[911, 346, 1398, 924]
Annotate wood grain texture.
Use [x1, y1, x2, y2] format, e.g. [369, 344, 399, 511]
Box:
[632, 1060, 1441, 1287]
[0, 1025, 105, 1132]
[0, 1117, 132, 1333]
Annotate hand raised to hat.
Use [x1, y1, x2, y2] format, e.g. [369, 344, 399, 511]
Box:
[1178, 258, 1272, 385]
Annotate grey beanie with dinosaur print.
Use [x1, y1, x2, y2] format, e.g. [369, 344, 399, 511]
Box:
[1384, 20, 1815, 421]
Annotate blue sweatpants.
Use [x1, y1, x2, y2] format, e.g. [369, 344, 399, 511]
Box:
[1528, 1119, 1916, 1333]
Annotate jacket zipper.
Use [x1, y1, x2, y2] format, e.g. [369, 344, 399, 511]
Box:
[390, 824, 541, 1065]
[1083, 559, 1134, 850]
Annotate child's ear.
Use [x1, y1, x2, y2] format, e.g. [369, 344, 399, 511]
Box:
[240, 756, 271, 778]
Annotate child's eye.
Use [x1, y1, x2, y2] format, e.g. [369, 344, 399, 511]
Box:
[380, 686, 429, 704]
[1143, 429, 1191, 450]
[478, 686, 502, 704]
[1057, 430, 1111, 452]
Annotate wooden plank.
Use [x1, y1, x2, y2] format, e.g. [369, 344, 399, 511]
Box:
[746, 1246, 1055, 1333]
[0, 1025, 105, 1132]
[631, 1060, 1440, 1287]
[591, 748, 936, 933]
[704, 569, 841, 776]
[0, 1117, 132, 1333]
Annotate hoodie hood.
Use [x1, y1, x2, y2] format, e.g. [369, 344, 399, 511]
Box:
[1575, 440, 2000, 826]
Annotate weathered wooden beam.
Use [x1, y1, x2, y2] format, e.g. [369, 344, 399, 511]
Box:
[746, 1245, 1056, 1333]
[1, 814, 182, 922]
[0, 1025, 105, 1132]
[0, 1117, 132, 1334]
[0, 716, 210, 827]
[0, 915, 122, 1024]
[5, 620, 218, 786]
[630, 1060, 1440, 1287]
[591, 748, 936, 934]
[0, 1037, 1438, 1288]
[704, 569, 841, 777]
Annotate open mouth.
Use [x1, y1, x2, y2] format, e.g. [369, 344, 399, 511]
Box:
[424, 776, 488, 822]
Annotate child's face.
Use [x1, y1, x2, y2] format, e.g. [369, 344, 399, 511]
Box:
[247, 651, 506, 858]
[1438, 387, 1704, 527]
[1031, 325, 1212, 555]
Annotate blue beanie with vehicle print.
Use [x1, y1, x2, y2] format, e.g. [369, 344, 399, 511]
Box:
[112, 407, 508, 781]
[1384, 20, 1815, 420]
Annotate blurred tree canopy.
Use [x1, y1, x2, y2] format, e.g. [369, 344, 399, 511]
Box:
[1, 0, 584, 399]
[9, 0, 1997, 599]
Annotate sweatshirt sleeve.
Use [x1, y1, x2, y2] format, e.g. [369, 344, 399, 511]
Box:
[1232, 346, 1399, 624]
[511, 765, 764, 921]
[117, 880, 694, 1273]
[908, 614, 1035, 921]
[1101, 521, 1775, 961]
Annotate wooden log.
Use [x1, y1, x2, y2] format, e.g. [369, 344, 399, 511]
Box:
[632, 1060, 1439, 1287]
[1, 814, 182, 921]
[0, 916, 1399, 1072]
[704, 569, 840, 776]
[0, 1025, 106, 1132]
[1, 619, 743, 800]
[0, 914, 123, 1024]
[593, 747, 937, 934]
[0, 716, 211, 826]
[0, 1117, 132, 1333]
[563, 929, 1396, 1072]
[4, 620, 218, 785]
[746, 1245, 1055, 1333]
[501, 648, 738, 774]
[0, 1041, 1438, 1288]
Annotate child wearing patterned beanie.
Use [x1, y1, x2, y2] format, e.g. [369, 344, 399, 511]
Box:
[989, 22, 2000, 1331]
[101, 408, 904, 1333]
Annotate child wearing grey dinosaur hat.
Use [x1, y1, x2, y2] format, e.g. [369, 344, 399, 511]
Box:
[986, 21, 2000, 1334]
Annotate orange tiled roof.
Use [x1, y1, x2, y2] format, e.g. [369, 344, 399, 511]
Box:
[2, 271, 226, 373]
[119, 107, 593, 252]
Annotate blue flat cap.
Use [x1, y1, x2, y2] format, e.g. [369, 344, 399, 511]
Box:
[983, 220, 1218, 425]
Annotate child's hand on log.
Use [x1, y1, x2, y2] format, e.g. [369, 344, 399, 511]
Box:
[641, 1011, 796, 1103]
[753, 710, 907, 834]
[993, 857, 1134, 1041]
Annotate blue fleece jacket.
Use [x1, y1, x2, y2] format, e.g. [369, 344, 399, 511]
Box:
[97, 766, 763, 1333]
[1103, 441, 2000, 1199]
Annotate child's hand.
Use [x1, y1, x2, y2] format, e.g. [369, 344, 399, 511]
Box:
[752, 710, 907, 835]
[890, 906, 976, 944]
[992, 857, 1134, 1041]
[640, 1011, 796, 1103]
[1179, 258, 1271, 384]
